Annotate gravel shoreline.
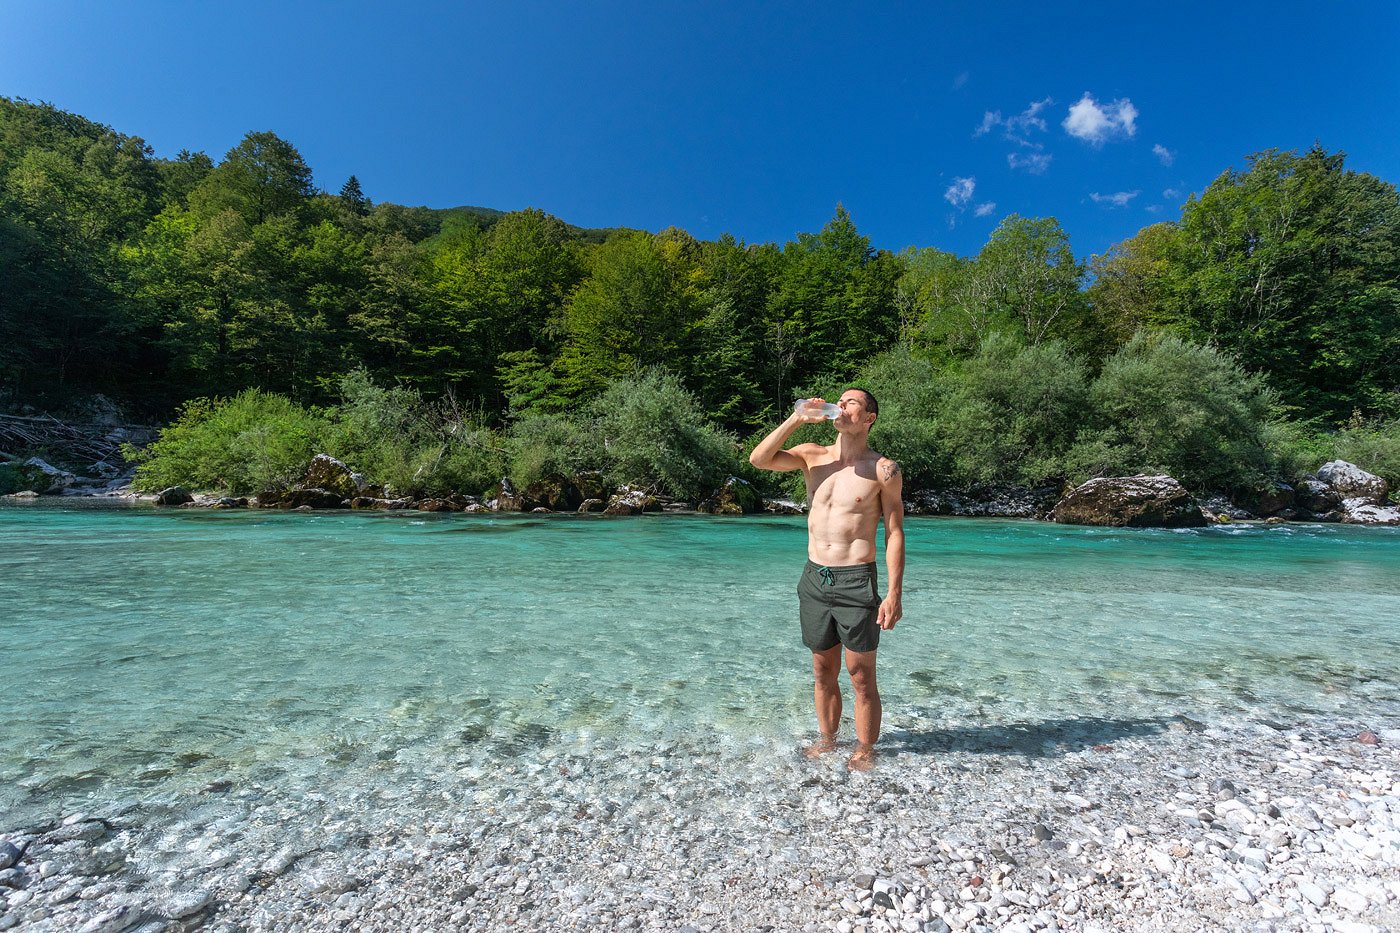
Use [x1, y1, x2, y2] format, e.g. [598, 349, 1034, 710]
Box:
[3, 709, 1397, 933]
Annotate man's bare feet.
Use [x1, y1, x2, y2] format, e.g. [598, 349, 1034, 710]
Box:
[802, 734, 838, 758]
[846, 743, 876, 772]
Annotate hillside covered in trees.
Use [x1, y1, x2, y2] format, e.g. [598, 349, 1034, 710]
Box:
[1, 97, 1397, 502]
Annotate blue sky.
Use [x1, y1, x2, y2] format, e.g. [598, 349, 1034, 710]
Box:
[3, 1, 1398, 258]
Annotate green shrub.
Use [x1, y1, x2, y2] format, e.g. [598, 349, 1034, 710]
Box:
[825, 349, 941, 490]
[593, 368, 741, 499]
[1067, 332, 1275, 491]
[1335, 420, 1400, 495]
[504, 412, 602, 489]
[128, 390, 327, 494]
[404, 416, 507, 497]
[1262, 420, 1336, 484]
[933, 333, 1089, 486]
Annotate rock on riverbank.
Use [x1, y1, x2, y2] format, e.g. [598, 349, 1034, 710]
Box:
[2, 715, 1396, 932]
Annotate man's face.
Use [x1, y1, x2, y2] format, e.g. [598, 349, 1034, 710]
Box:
[835, 391, 875, 428]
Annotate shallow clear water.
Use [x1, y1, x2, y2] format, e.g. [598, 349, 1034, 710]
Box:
[2, 502, 1398, 825]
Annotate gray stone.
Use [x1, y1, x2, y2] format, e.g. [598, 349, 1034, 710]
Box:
[155, 486, 194, 506]
[75, 906, 142, 933]
[1317, 460, 1389, 502]
[0, 842, 19, 871]
[1295, 880, 1327, 907]
[161, 889, 213, 919]
[1049, 475, 1207, 528]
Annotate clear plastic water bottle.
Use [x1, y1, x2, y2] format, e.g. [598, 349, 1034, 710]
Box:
[793, 399, 840, 419]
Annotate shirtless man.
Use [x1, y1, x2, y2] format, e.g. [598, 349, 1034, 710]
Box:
[749, 388, 904, 771]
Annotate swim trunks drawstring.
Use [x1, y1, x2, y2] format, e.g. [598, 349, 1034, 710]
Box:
[817, 566, 835, 587]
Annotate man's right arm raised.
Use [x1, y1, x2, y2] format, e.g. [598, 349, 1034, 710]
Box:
[749, 400, 825, 472]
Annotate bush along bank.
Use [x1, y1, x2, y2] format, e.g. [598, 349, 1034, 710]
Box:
[15, 365, 1391, 527]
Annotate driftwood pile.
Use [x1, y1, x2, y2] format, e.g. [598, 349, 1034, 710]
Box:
[0, 413, 156, 470]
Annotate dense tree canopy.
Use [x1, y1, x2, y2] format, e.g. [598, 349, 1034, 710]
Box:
[3, 97, 1399, 499]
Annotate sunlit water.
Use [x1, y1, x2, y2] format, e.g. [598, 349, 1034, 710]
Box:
[2, 502, 1398, 829]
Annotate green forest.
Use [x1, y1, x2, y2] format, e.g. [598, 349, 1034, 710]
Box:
[1, 96, 1398, 502]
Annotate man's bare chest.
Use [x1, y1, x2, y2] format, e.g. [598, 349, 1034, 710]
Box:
[808, 462, 881, 509]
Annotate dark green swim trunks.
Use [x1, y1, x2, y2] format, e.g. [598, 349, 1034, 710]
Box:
[798, 560, 881, 653]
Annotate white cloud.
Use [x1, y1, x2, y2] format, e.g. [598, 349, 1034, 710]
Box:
[953, 71, 969, 90]
[1089, 190, 1141, 208]
[1007, 152, 1052, 174]
[1163, 187, 1181, 200]
[945, 177, 976, 207]
[974, 202, 997, 217]
[1153, 143, 1174, 166]
[973, 98, 1052, 143]
[1063, 93, 1138, 145]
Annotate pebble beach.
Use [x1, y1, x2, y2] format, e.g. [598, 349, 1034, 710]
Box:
[3, 709, 1397, 933]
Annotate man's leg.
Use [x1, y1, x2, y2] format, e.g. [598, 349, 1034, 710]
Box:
[805, 644, 843, 756]
[845, 648, 880, 770]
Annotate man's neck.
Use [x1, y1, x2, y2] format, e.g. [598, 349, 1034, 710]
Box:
[831, 431, 871, 463]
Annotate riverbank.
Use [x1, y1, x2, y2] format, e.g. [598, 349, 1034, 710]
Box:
[2, 711, 1397, 932]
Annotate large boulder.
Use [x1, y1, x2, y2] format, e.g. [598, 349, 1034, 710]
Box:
[1340, 497, 1400, 525]
[1049, 475, 1207, 528]
[1317, 460, 1389, 504]
[697, 476, 762, 515]
[1248, 482, 1295, 516]
[603, 485, 659, 516]
[522, 475, 584, 511]
[764, 498, 806, 515]
[1294, 478, 1341, 515]
[280, 488, 347, 509]
[21, 458, 77, 494]
[155, 486, 195, 506]
[301, 454, 363, 500]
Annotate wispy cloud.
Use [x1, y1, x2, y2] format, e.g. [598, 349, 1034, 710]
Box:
[974, 202, 997, 217]
[1090, 190, 1141, 208]
[1007, 152, 1052, 174]
[945, 177, 976, 207]
[1063, 93, 1138, 145]
[1163, 188, 1181, 200]
[974, 98, 1052, 145]
[1152, 144, 1174, 166]
[953, 71, 969, 90]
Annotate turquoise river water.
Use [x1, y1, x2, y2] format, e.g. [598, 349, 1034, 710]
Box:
[2, 501, 1398, 828]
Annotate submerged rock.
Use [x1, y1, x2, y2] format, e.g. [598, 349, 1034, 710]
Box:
[1049, 475, 1207, 528]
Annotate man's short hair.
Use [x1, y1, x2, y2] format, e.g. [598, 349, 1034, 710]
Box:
[846, 387, 878, 417]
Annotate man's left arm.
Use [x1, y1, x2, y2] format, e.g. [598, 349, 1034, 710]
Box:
[877, 458, 904, 630]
